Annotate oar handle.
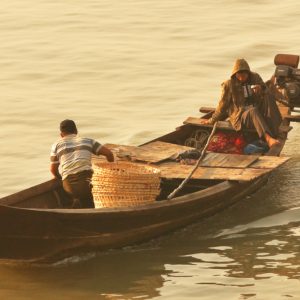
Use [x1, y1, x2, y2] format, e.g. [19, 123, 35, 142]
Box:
[167, 121, 218, 200]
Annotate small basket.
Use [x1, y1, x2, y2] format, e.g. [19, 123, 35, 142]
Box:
[92, 162, 161, 208]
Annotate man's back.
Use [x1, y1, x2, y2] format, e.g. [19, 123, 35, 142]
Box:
[51, 134, 102, 180]
[50, 119, 114, 208]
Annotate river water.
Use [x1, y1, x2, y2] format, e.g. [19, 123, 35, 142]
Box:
[0, 0, 300, 299]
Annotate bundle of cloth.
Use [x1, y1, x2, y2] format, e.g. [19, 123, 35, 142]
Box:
[175, 132, 268, 165]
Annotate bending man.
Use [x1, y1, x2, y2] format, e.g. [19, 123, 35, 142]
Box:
[201, 58, 282, 148]
[50, 119, 114, 208]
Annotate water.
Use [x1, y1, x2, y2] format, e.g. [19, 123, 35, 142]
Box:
[0, 0, 300, 298]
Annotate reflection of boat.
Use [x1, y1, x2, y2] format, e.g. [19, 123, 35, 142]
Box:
[0, 106, 293, 264]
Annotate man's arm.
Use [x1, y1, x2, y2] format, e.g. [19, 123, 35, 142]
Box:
[251, 72, 266, 96]
[201, 81, 230, 124]
[50, 143, 61, 179]
[50, 163, 61, 179]
[98, 146, 114, 162]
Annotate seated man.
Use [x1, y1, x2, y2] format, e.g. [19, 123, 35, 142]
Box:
[201, 58, 282, 148]
[50, 119, 114, 208]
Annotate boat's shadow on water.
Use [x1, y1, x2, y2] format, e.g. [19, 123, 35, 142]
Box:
[0, 160, 300, 299]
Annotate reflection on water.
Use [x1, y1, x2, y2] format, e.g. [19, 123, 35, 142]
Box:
[0, 248, 167, 300]
[1, 213, 299, 300]
[161, 213, 300, 300]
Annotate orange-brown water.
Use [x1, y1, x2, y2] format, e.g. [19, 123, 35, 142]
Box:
[0, 1, 300, 299]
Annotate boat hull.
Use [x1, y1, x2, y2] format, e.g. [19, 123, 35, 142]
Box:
[0, 176, 267, 263]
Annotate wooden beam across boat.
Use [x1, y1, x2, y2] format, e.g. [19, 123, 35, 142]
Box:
[200, 105, 292, 118]
[199, 105, 299, 124]
[199, 106, 216, 113]
[183, 116, 293, 135]
[183, 117, 238, 131]
[282, 114, 300, 122]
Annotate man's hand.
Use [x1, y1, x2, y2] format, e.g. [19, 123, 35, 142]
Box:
[199, 118, 212, 125]
[50, 163, 61, 179]
[251, 85, 262, 95]
[98, 146, 114, 162]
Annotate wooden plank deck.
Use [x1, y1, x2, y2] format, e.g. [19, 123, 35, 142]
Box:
[91, 142, 189, 164]
[199, 152, 258, 168]
[103, 143, 168, 163]
[102, 141, 258, 167]
[94, 140, 290, 182]
[158, 163, 271, 181]
[158, 154, 290, 181]
[103, 141, 193, 163]
[249, 156, 290, 169]
[140, 141, 192, 156]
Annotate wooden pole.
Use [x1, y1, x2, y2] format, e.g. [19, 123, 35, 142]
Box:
[167, 122, 218, 200]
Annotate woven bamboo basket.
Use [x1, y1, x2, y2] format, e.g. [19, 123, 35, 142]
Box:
[92, 162, 161, 208]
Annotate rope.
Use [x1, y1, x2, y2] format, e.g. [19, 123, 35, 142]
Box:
[184, 129, 210, 150]
[167, 121, 218, 200]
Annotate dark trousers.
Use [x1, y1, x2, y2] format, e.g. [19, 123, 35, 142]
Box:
[241, 92, 282, 138]
[62, 170, 95, 208]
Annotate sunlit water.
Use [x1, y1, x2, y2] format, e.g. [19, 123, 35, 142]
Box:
[0, 0, 300, 299]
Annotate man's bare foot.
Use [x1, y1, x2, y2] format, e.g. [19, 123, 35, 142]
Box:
[265, 134, 280, 148]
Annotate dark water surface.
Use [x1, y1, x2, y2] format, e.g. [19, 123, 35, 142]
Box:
[1, 0, 300, 299]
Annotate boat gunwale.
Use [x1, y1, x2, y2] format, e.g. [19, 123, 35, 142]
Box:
[0, 179, 239, 214]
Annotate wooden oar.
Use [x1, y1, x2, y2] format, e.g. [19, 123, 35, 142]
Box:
[167, 121, 218, 200]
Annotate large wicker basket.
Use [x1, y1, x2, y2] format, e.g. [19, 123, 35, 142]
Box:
[92, 162, 161, 208]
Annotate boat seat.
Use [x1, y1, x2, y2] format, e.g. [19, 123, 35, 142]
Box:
[199, 106, 297, 127]
[184, 116, 293, 134]
[183, 117, 255, 132]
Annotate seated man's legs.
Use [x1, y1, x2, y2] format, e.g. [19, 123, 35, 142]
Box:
[240, 107, 280, 148]
[256, 92, 282, 138]
[62, 170, 95, 208]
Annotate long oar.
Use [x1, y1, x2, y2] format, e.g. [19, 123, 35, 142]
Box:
[167, 121, 218, 200]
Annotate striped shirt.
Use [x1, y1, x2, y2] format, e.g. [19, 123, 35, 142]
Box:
[50, 134, 102, 180]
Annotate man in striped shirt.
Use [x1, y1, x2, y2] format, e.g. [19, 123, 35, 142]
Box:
[50, 119, 114, 208]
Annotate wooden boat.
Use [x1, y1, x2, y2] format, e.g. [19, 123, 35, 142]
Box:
[0, 102, 296, 264]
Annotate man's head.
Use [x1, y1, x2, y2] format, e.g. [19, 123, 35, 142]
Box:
[60, 119, 78, 136]
[231, 58, 250, 83]
[235, 70, 249, 83]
